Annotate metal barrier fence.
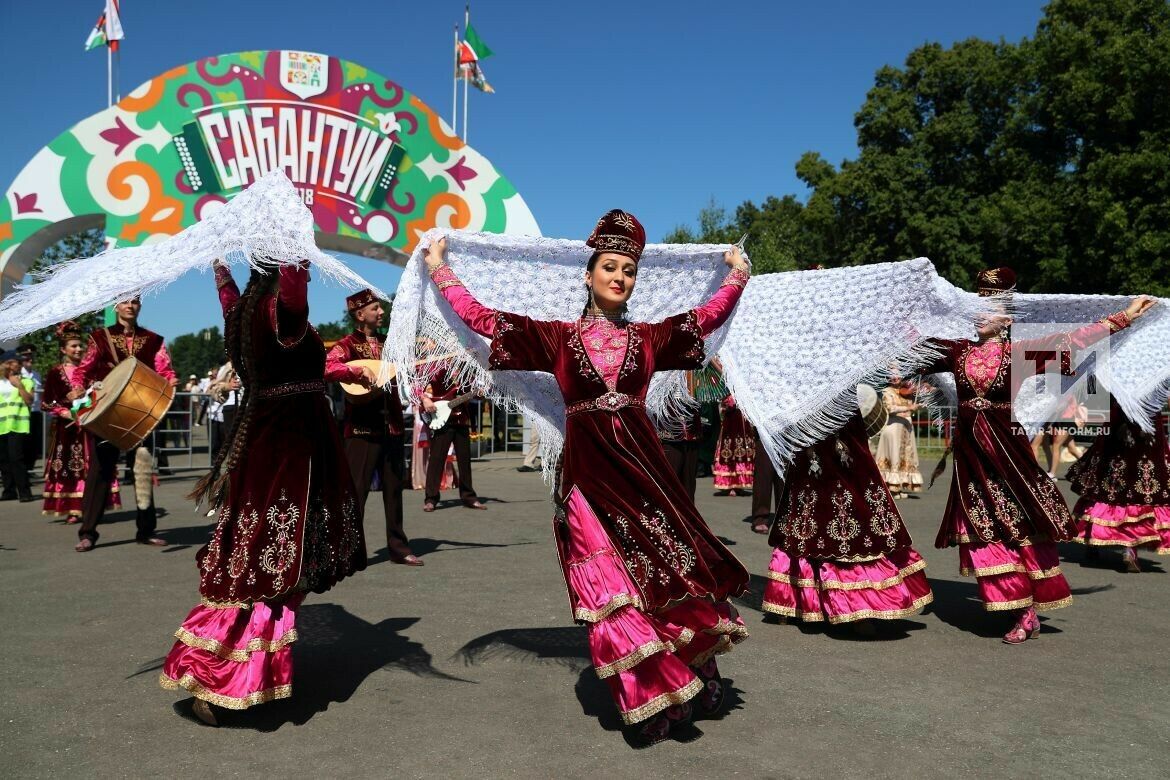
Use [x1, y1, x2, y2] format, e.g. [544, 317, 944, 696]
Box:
[37, 392, 531, 474]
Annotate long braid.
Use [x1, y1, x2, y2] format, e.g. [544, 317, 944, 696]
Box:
[189, 271, 273, 506]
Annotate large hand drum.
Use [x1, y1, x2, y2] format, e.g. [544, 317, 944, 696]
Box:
[82, 358, 175, 451]
[857, 383, 889, 439]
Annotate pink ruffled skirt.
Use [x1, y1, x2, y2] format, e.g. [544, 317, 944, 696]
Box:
[761, 547, 933, 623]
[1073, 499, 1170, 553]
[159, 593, 305, 709]
[562, 488, 748, 725]
[958, 537, 1071, 612]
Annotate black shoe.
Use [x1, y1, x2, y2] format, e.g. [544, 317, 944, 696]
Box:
[515, 465, 538, 473]
[18, 495, 36, 503]
[0, 494, 16, 501]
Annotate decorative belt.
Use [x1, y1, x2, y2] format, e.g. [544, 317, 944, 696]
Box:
[566, 391, 644, 416]
[961, 397, 1012, 411]
[255, 380, 326, 400]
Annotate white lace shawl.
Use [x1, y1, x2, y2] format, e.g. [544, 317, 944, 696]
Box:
[384, 231, 998, 478]
[384, 230, 735, 480]
[0, 171, 382, 340]
[929, 294, 1170, 434]
[715, 260, 995, 470]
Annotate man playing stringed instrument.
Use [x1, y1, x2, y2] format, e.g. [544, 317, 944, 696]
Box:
[418, 357, 486, 513]
[324, 289, 422, 565]
[68, 297, 177, 552]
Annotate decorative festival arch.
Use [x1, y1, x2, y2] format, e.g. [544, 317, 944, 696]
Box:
[0, 49, 539, 300]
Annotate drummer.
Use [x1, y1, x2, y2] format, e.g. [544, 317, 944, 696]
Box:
[69, 297, 177, 552]
[324, 289, 421, 565]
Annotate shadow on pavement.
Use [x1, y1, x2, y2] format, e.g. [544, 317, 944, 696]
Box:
[367, 537, 534, 566]
[146, 604, 472, 731]
[921, 578, 1010, 638]
[453, 625, 591, 674]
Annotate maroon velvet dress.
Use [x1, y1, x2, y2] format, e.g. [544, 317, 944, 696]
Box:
[713, 396, 754, 491]
[432, 262, 751, 725]
[161, 265, 366, 710]
[1067, 397, 1170, 553]
[762, 413, 933, 623]
[41, 363, 120, 517]
[925, 312, 1132, 613]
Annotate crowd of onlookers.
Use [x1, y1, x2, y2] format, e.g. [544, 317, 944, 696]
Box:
[0, 344, 43, 502]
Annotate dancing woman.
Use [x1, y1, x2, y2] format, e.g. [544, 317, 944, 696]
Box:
[41, 321, 120, 522]
[425, 210, 750, 745]
[874, 380, 923, 497]
[924, 267, 1155, 644]
[762, 411, 933, 632]
[1067, 396, 1170, 571]
[712, 394, 755, 496]
[160, 261, 367, 725]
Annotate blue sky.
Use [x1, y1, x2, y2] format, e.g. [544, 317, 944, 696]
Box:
[0, 0, 1046, 339]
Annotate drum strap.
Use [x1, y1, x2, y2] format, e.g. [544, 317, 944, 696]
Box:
[102, 328, 120, 373]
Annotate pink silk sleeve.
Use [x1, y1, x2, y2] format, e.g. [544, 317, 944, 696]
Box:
[154, 344, 178, 382]
[694, 268, 750, 336]
[324, 342, 363, 383]
[71, 336, 100, 390]
[430, 264, 499, 337]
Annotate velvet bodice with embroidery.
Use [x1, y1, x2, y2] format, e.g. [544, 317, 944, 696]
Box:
[428, 263, 752, 612]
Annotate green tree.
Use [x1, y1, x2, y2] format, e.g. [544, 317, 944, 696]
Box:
[792, 0, 1170, 294]
[168, 327, 226, 384]
[22, 229, 107, 378]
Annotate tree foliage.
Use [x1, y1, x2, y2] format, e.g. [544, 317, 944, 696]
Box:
[671, 0, 1170, 295]
[22, 229, 107, 377]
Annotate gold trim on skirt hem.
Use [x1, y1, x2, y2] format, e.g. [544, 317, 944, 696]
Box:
[619, 677, 704, 725]
[159, 672, 291, 709]
[1076, 510, 1161, 528]
[574, 593, 643, 623]
[594, 640, 673, 679]
[1075, 535, 1166, 549]
[766, 557, 927, 591]
[825, 593, 934, 624]
[960, 563, 1064, 580]
[983, 594, 1073, 612]
[173, 627, 298, 662]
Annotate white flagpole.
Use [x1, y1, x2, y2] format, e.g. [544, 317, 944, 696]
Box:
[462, 4, 470, 141]
[452, 24, 459, 130]
[107, 45, 113, 107]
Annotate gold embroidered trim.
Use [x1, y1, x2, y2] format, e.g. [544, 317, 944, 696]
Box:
[703, 618, 751, 641]
[824, 593, 934, 624]
[690, 632, 747, 667]
[760, 601, 824, 622]
[1076, 535, 1166, 548]
[159, 672, 292, 710]
[959, 563, 1063, 580]
[766, 558, 928, 591]
[200, 596, 254, 610]
[1034, 595, 1073, 611]
[982, 594, 1073, 612]
[574, 593, 643, 623]
[172, 627, 298, 662]
[1076, 510, 1161, 528]
[594, 639, 674, 679]
[721, 267, 751, 289]
[618, 676, 704, 725]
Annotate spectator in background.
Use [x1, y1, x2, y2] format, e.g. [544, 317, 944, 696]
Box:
[16, 344, 43, 473]
[0, 351, 35, 502]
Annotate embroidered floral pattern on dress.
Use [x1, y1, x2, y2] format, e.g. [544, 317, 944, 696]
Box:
[865, 483, 902, 541]
[260, 490, 300, 592]
[1103, 459, 1126, 502]
[828, 484, 861, 555]
[787, 490, 818, 546]
[612, 502, 697, 588]
[1134, 457, 1159, 503]
[962, 340, 1006, 396]
[985, 479, 1025, 540]
[428, 264, 463, 290]
[965, 482, 997, 542]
